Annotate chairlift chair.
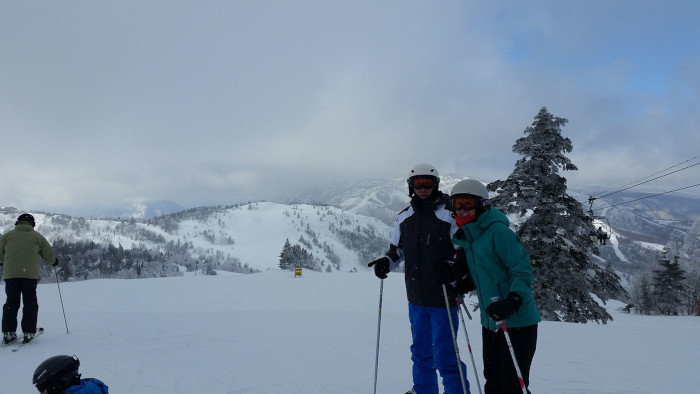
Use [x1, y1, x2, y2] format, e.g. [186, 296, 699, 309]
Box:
[588, 196, 613, 243]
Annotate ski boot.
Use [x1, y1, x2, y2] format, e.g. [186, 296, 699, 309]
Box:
[3, 332, 18, 345]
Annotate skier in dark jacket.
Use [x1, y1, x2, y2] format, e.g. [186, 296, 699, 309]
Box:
[369, 163, 471, 394]
[33, 354, 109, 393]
[1, 213, 58, 344]
[596, 226, 607, 245]
[449, 179, 540, 394]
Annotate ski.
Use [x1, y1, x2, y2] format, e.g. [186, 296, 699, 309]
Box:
[10, 327, 44, 352]
[1, 336, 21, 349]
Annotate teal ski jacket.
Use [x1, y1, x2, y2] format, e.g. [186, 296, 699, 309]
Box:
[452, 207, 541, 330]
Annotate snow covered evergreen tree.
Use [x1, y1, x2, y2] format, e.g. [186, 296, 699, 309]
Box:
[278, 238, 322, 271]
[652, 251, 687, 315]
[679, 218, 700, 272]
[632, 274, 654, 315]
[488, 107, 626, 323]
[683, 271, 700, 315]
[279, 239, 295, 270]
[663, 218, 700, 314]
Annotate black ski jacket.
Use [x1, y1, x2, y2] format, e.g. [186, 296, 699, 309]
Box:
[386, 192, 459, 307]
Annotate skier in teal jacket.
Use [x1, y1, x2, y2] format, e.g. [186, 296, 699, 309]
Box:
[449, 179, 540, 394]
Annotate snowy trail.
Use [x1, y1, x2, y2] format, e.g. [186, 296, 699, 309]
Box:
[1, 270, 698, 393]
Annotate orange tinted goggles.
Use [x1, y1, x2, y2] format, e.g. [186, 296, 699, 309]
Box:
[452, 197, 480, 211]
[410, 177, 436, 190]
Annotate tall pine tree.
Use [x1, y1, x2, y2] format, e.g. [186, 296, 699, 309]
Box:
[488, 107, 626, 323]
[279, 239, 295, 270]
[652, 251, 687, 315]
[633, 274, 654, 315]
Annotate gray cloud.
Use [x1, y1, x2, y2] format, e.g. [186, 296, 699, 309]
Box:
[2, 1, 699, 215]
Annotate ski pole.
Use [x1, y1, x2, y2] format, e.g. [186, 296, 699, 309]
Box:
[491, 307, 525, 394]
[459, 293, 473, 320]
[442, 285, 468, 394]
[54, 266, 70, 334]
[457, 295, 482, 394]
[499, 320, 526, 394]
[489, 295, 526, 394]
[372, 278, 384, 394]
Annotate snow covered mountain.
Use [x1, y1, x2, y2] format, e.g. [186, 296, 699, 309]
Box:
[285, 177, 700, 282]
[2, 177, 698, 286]
[0, 202, 391, 280]
[283, 175, 465, 226]
[285, 176, 699, 234]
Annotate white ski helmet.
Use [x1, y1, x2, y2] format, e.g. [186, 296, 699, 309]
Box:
[407, 163, 440, 184]
[450, 179, 489, 200]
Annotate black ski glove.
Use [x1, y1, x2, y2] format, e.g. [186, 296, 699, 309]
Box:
[486, 292, 523, 321]
[368, 256, 391, 279]
[455, 275, 476, 294]
[52, 258, 59, 267]
[434, 260, 457, 285]
[452, 248, 474, 293]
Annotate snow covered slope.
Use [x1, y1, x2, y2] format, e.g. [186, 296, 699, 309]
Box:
[1, 271, 698, 393]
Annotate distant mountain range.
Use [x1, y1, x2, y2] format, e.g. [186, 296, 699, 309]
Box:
[282, 175, 466, 226]
[285, 177, 700, 238]
[284, 177, 700, 282]
[2, 178, 698, 285]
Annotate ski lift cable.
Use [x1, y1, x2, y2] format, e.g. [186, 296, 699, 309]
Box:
[593, 162, 700, 200]
[591, 183, 700, 212]
[608, 155, 699, 192]
[591, 156, 699, 199]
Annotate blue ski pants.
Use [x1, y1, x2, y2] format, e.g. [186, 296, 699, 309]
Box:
[408, 303, 470, 394]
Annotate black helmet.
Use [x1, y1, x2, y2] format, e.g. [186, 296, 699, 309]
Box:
[16, 213, 36, 227]
[33, 355, 81, 394]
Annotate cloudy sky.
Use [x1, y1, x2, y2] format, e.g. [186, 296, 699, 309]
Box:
[2, 1, 699, 216]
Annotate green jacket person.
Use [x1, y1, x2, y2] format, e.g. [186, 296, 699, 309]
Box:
[1, 213, 57, 344]
[450, 180, 540, 394]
